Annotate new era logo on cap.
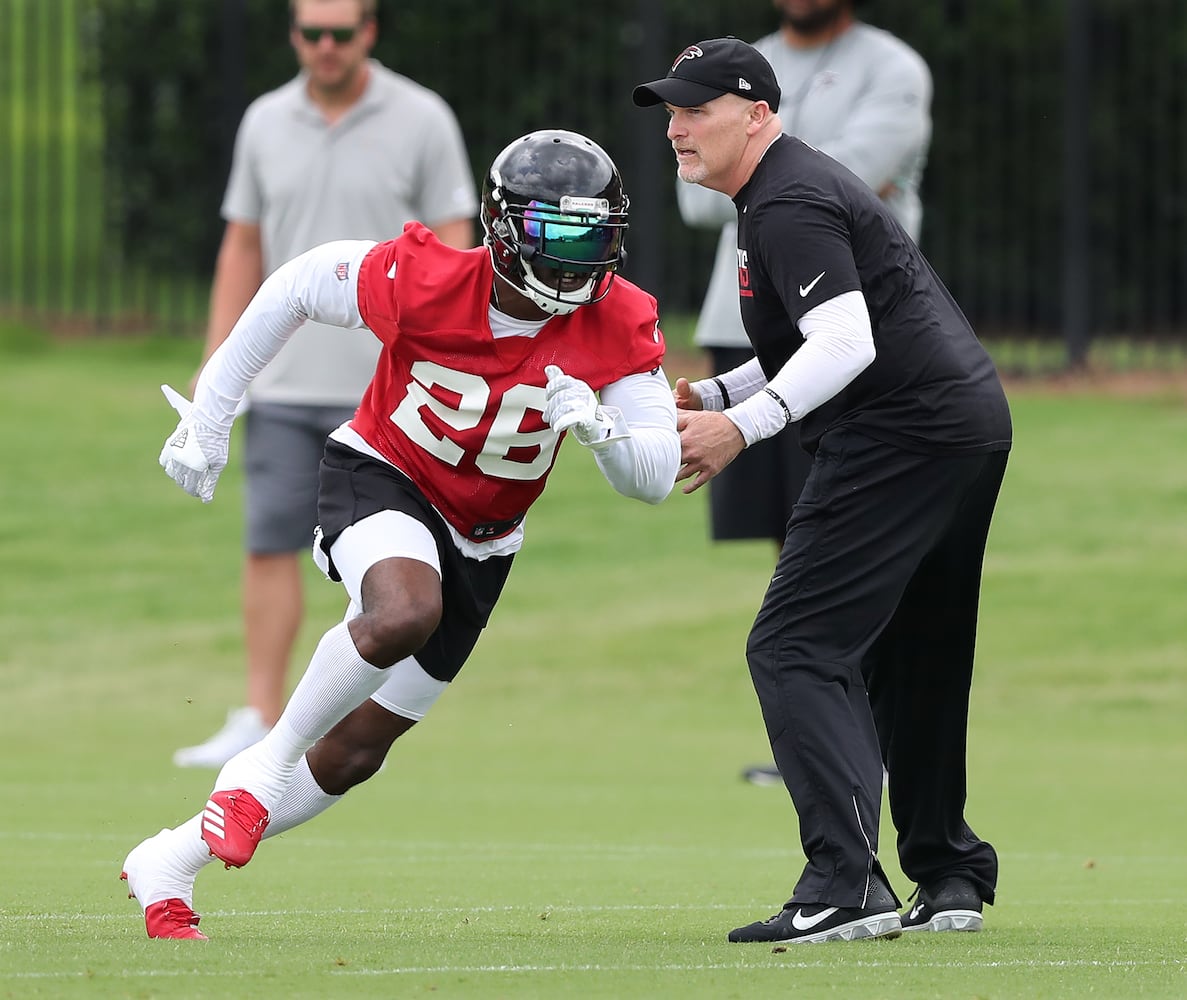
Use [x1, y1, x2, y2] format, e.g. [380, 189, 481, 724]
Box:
[632, 36, 781, 111]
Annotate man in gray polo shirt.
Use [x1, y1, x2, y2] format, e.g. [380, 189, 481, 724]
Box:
[173, 0, 477, 768]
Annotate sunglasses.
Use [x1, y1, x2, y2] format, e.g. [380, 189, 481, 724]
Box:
[296, 23, 363, 44]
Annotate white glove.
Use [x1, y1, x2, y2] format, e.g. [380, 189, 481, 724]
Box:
[543, 365, 624, 447]
[158, 384, 230, 503]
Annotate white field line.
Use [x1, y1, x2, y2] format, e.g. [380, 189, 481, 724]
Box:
[0, 830, 1181, 866]
[340, 958, 1186, 975]
[7, 904, 760, 921]
[6, 958, 1186, 981]
[6, 896, 1185, 923]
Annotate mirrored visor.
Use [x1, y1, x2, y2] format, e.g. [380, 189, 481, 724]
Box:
[522, 200, 618, 271]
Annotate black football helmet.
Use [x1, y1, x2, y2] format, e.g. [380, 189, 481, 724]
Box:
[482, 130, 628, 315]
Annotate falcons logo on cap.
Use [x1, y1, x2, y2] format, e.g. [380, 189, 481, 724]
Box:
[671, 45, 704, 72]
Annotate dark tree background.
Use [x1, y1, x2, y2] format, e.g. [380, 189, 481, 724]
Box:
[92, 0, 1187, 337]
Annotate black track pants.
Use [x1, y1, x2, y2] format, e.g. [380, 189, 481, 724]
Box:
[745, 427, 1008, 906]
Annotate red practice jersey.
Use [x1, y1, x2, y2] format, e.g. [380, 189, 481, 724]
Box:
[351, 223, 665, 541]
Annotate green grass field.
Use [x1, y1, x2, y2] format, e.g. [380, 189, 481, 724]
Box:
[2, 332, 1186, 998]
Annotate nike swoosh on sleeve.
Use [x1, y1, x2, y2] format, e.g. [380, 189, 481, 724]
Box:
[798, 271, 826, 297]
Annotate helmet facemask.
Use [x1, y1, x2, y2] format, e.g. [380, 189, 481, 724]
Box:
[490, 196, 626, 315]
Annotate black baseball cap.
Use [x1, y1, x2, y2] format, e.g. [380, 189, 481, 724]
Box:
[632, 37, 781, 111]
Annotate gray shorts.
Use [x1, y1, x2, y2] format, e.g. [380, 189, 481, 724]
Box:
[243, 402, 357, 554]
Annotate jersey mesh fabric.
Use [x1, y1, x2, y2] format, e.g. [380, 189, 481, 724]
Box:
[350, 224, 665, 539]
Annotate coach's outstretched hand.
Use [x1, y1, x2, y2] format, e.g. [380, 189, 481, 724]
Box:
[158, 384, 230, 503]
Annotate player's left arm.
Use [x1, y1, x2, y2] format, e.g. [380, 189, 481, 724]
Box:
[543, 364, 679, 504]
[591, 367, 680, 503]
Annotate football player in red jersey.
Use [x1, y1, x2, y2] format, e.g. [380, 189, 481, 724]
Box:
[121, 130, 680, 940]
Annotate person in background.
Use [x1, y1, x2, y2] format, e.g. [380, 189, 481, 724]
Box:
[676, 0, 931, 786]
[122, 129, 680, 940]
[173, 0, 478, 768]
[635, 36, 1009, 943]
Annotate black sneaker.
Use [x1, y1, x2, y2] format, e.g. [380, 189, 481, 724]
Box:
[742, 763, 890, 788]
[729, 878, 902, 944]
[900, 875, 984, 933]
[740, 763, 782, 786]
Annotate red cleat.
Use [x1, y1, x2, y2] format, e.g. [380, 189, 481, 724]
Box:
[120, 867, 208, 940]
[121, 832, 207, 940]
[142, 897, 208, 940]
[201, 788, 270, 869]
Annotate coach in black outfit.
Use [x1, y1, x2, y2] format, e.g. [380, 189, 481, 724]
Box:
[634, 37, 1013, 944]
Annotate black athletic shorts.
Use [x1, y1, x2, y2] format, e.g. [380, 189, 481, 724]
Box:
[316, 438, 514, 682]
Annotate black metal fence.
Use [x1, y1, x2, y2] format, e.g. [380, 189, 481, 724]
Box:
[4, 0, 1187, 365]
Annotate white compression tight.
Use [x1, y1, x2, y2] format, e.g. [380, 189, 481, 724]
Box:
[213, 509, 444, 810]
[214, 620, 390, 811]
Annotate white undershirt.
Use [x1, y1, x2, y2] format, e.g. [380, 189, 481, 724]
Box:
[487, 300, 549, 339]
[690, 289, 875, 445]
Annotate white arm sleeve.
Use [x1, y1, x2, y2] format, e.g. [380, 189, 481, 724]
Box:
[725, 290, 876, 445]
[193, 240, 376, 429]
[690, 356, 768, 412]
[584, 367, 680, 504]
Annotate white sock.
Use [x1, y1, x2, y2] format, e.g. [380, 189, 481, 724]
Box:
[126, 815, 215, 909]
[264, 755, 343, 838]
[215, 622, 388, 811]
[136, 757, 341, 911]
[173, 814, 214, 874]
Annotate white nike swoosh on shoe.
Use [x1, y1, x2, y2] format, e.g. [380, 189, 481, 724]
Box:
[791, 906, 839, 931]
[909, 902, 924, 919]
[798, 271, 826, 297]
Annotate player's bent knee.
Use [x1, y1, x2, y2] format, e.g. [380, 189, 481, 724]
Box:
[350, 603, 440, 667]
[310, 700, 418, 795]
[319, 744, 387, 794]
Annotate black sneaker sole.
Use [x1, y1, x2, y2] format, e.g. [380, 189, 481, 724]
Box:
[901, 909, 983, 933]
[731, 910, 903, 944]
[794, 912, 903, 943]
